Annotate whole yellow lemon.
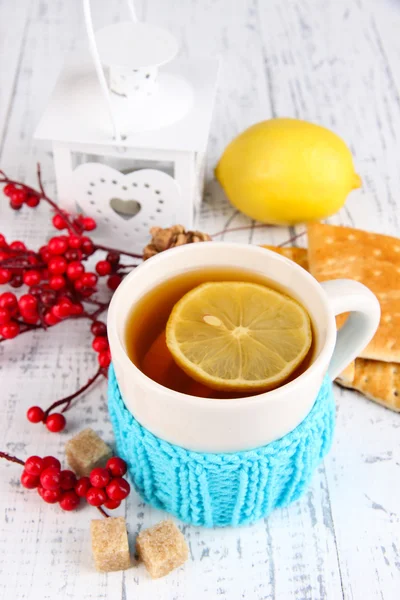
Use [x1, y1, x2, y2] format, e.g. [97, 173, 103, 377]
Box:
[215, 118, 361, 224]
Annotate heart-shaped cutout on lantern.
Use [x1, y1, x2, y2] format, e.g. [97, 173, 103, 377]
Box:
[109, 197, 141, 220]
[72, 163, 182, 253]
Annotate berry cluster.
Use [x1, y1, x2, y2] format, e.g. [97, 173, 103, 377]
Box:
[81, 457, 130, 510]
[0, 168, 141, 344]
[26, 406, 66, 432]
[0, 167, 143, 431]
[21, 455, 80, 510]
[3, 183, 40, 210]
[20, 454, 130, 512]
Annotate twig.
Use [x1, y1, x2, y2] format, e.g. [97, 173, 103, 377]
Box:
[0, 451, 25, 466]
[97, 506, 110, 518]
[93, 243, 143, 260]
[43, 367, 104, 417]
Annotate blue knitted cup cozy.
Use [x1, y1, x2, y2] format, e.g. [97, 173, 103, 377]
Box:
[108, 366, 335, 527]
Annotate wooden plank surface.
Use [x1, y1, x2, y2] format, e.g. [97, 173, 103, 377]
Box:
[0, 0, 399, 598]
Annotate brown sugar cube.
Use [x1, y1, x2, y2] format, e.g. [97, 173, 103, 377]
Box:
[91, 517, 131, 572]
[136, 520, 188, 579]
[65, 428, 112, 476]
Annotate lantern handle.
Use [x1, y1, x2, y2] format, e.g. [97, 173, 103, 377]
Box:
[126, 0, 138, 22]
[83, 0, 123, 143]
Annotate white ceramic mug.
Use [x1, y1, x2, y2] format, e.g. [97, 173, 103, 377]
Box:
[108, 242, 380, 453]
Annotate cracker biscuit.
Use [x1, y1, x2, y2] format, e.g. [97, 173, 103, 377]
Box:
[262, 240, 400, 411]
[307, 222, 400, 362]
[336, 358, 400, 412]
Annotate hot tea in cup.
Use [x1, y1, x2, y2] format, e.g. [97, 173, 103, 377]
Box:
[125, 267, 315, 398]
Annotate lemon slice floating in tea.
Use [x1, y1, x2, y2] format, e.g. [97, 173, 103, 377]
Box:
[166, 282, 312, 393]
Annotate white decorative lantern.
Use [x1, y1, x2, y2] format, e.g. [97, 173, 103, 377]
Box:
[34, 0, 219, 253]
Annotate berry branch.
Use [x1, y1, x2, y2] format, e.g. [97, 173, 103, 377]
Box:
[0, 450, 130, 515]
[0, 167, 143, 430]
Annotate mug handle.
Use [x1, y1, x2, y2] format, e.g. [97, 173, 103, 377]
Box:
[320, 279, 381, 381]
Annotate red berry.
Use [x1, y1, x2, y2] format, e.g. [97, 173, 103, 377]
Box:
[73, 216, 84, 232]
[53, 299, 73, 319]
[23, 270, 41, 286]
[68, 235, 82, 249]
[25, 193, 40, 208]
[0, 308, 11, 325]
[40, 290, 57, 307]
[40, 467, 61, 490]
[10, 274, 23, 288]
[106, 252, 120, 265]
[105, 477, 130, 501]
[91, 321, 107, 337]
[10, 189, 26, 207]
[10, 198, 23, 210]
[39, 246, 52, 263]
[107, 274, 122, 291]
[98, 350, 111, 368]
[80, 272, 97, 288]
[49, 275, 66, 291]
[0, 292, 17, 311]
[96, 260, 112, 276]
[3, 183, 16, 197]
[1, 321, 20, 339]
[48, 237, 68, 255]
[103, 498, 121, 510]
[44, 311, 60, 326]
[9, 240, 26, 251]
[48, 256, 67, 275]
[86, 487, 107, 506]
[42, 456, 61, 470]
[0, 268, 11, 284]
[39, 487, 62, 503]
[89, 467, 111, 488]
[52, 214, 67, 230]
[92, 336, 109, 353]
[45, 413, 66, 433]
[75, 477, 91, 498]
[60, 470, 77, 491]
[23, 314, 39, 325]
[27, 255, 39, 266]
[81, 237, 94, 255]
[50, 303, 63, 320]
[27, 406, 44, 423]
[64, 248, 81, 262]
[59, 490, 80, 511]
[66, 261, 84, 280]
[82, 217, 96, 231]
[25, 456, 44, 477]
[27, 285, 41, 297]
[18, 294, 38, 316]
[106, 457, 127, 478]
[74, 279, 84, 293]
[21, 470, 40, 489]
[71, 303, 83, 315]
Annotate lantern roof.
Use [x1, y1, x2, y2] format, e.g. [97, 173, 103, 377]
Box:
[34, 49, 219, 153]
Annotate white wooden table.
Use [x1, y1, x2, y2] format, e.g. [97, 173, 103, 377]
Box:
[1, 1, 399, 598]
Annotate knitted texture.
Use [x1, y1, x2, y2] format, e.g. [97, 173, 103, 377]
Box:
[108, 366, 335, 527]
